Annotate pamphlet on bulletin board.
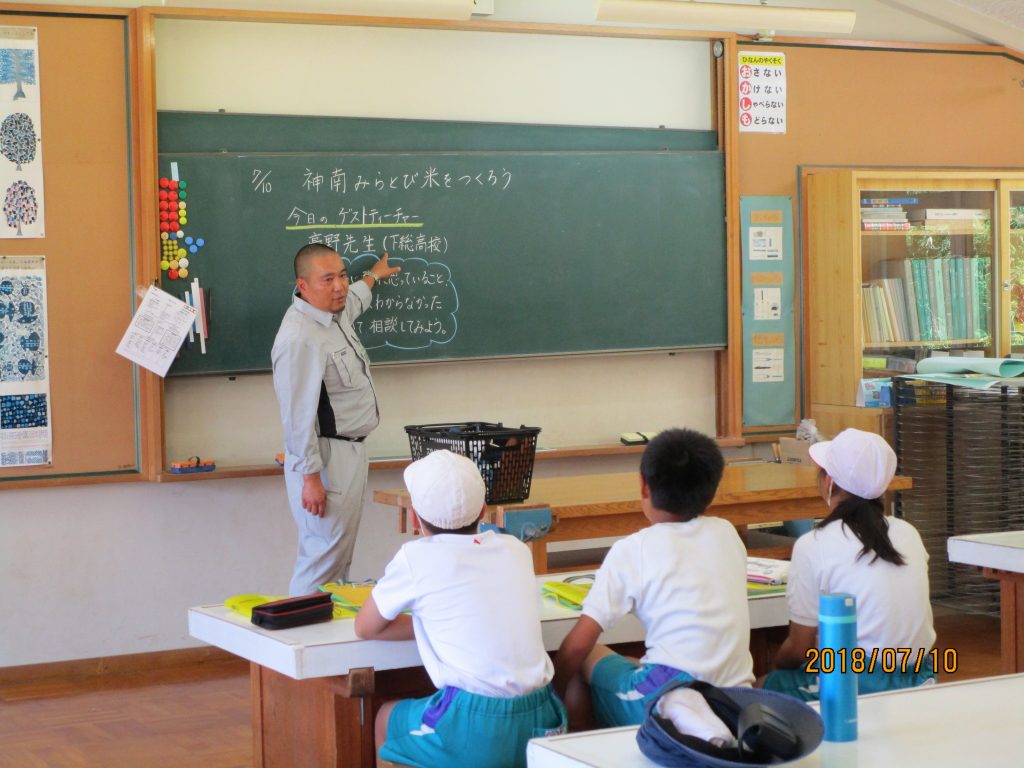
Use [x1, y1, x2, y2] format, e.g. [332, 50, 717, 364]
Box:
[741, 196, 796, 427]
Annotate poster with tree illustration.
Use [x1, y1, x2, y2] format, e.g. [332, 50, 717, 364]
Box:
[0, 27, 42, 238]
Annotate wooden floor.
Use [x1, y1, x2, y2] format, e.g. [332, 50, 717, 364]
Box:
[0, 611, 1003, 768]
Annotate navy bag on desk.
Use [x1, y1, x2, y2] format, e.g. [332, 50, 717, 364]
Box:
[636, 681, 823, 767]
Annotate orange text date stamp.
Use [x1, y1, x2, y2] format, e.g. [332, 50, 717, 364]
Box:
[804, 647, 958, 674]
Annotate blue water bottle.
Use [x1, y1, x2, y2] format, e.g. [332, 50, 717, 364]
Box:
[819, 593, 858, 742]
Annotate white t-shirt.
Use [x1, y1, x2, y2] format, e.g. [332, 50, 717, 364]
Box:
[786, 517, 936, 653]
[371, 529, 554, 697]
[581, 517, 754, 687]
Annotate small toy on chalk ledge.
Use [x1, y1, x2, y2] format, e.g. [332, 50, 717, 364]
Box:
[275, 452, 284, 467]
[169, 456, 216, 473]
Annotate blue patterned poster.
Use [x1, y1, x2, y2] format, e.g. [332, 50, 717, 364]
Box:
[0, 255, 50, 465]
[0, 26, 42, 239]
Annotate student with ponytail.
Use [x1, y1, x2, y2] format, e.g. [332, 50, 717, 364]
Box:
[759, 428, 936, 701]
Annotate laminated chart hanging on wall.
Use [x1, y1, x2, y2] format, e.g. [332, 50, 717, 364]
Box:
[741, 196, 796, 428]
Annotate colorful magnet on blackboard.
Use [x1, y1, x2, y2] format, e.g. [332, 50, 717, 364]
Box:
[178, 181, 187, 189]
[179, 191, 187, 200]
[169, 180, 178, 190]
[159, 177, 170, 188]
[159, 222, 169, 232]
[159, 190, 168, 200]
[196, 238, 204, 247]
[178, 267, 189, 279]
[168, 269, 179, 280]
[179, 257, 189, 268]
[179, 216, 187, 225]
[168, 191, 178, 202]
[184, 236, 193, 244]
[177, 249, 186, 259]
[176, 230, 184, 238]
[189, 245, 198, 254]
[160, 260, 169, 271]
[179, 201, 187, 210]
[169, 259, 179, 270]
[160, 232, 169, 241]
[159, 211, 169, 222]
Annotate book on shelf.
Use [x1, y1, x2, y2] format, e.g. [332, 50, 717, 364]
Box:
[862, 221, 912, 231]
[941, 258, 955, 340]
[911, 258, 933, 341]
[861, 355, 917, 373]
[907, 208, 990, 221]
[861, 207, 907, 220]
[861, 197, 918, 205]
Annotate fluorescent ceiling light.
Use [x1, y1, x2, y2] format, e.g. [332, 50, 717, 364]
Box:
[159, 0, 476, 20]
[596, 0, 856, 35]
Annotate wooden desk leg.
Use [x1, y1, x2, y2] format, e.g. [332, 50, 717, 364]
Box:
[528, 538, 548, 574]
[250, 662, 376, 768]
[1000, 577, 1024, 674]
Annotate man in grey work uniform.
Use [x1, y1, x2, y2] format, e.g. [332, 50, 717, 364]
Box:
[272, 244, 401, 595]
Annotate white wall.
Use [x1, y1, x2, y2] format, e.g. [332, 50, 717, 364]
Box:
[0, 0, 987, 668]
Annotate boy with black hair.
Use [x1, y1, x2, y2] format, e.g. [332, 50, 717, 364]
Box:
[355, 449, 566, 768]
[554, 428, 754, 729]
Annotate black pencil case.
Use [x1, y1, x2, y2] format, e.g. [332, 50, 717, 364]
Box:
[251, 592, 333, 630]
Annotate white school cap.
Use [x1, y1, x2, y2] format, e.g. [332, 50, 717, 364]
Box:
[404, 449, 486, 530]
[807, 428, 897, 500]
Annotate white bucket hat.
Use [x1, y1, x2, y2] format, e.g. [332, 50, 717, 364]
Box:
[807, 428, 897, 500]
[404, 449, 486, 529]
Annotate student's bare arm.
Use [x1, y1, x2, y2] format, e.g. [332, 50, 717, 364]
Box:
[772, 621, 818, 670]
[354, 596, 414, 641]
[553, 615, 603, 696]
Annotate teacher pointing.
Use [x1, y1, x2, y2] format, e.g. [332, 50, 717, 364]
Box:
[272, 244, 400, 595]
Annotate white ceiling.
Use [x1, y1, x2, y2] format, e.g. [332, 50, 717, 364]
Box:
[884, 0, 1024, 50]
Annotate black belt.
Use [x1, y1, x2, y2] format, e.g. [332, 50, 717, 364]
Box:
[329, 434, 366, 443]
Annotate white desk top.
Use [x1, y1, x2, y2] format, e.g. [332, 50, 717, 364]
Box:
[948, 531, 1024, 573]
[527, 674, 1024, 767]
[188, 572, 787, 680]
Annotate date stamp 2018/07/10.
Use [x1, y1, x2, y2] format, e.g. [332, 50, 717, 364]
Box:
[805, 647, 958, 675]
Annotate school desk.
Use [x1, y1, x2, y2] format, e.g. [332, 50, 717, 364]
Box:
[374, 462, 913, 572]
[526, 673, 1024, 767]
[949, 531, 1024, 674]
[188, 572, 787, 768]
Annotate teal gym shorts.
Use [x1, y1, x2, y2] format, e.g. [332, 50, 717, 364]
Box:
[762, 661, 936, 702]
[590, 655, 694, 727]
[380, 683, 567, 768]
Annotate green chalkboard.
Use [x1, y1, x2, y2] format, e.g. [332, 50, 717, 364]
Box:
[157, 113, 726, 375]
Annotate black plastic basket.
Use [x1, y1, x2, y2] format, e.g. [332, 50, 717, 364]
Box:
[404, 422, 541, 504]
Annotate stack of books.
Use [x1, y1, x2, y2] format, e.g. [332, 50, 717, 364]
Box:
[861, 197, 913, 231]
[862, 256, 991, 345]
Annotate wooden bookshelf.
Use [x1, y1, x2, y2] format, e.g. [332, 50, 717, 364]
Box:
[804, 169, 1024, 437]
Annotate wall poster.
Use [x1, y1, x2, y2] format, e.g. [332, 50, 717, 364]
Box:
[0, 255, 51, 465]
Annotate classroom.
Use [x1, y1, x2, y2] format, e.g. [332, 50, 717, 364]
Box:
[2, 0, 1024, 766]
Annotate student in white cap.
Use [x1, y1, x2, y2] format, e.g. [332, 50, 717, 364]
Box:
[760, 428, 936, 700]
[354, 449, 566, 768]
